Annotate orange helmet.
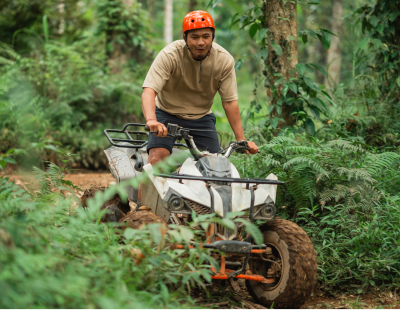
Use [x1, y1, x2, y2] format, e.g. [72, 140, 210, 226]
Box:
[182, 11, 215, 34]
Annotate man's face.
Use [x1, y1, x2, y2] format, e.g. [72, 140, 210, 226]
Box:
[185, 28, 213, 60]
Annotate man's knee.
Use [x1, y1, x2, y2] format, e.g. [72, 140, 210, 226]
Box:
[148, 147, 170, 165]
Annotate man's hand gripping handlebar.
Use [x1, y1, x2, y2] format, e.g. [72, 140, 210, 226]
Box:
[145, 123, 260, 157]
[146, 120, 168, 137]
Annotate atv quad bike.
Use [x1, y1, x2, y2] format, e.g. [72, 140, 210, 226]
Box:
[104, 123, 317, 309]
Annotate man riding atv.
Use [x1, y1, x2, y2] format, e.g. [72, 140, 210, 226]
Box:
[141, 11, 259, 169]
[100, 11, 317, 309]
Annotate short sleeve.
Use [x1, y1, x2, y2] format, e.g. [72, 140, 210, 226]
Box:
[142, 51, 173, 93]
[217, 58, 238, 102]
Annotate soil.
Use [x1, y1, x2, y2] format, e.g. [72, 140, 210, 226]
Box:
[7, 172, 116, 193]
[6, 170, 400, 309]
[192, 281, 400, 309]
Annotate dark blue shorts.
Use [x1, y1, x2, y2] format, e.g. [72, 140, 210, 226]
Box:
[147, 108, 220, 154]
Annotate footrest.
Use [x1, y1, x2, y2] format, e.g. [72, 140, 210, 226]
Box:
[203, 240, 266, 254]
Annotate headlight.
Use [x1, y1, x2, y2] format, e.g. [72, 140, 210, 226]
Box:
[169, 196, 185, 211]
[254, 203, 276, 220]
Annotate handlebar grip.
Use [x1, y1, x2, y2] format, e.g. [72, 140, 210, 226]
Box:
[243, 146, 261, 154]
[247, 147, 261, 154]
[144, 124, 159, 135]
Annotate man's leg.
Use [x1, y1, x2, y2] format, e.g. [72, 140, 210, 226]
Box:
[183, 113, 220, 153]
[148, 147, 171, 165]
[138, 148, 171, 201]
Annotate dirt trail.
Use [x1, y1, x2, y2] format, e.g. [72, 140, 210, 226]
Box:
[6, 171, 399, 309]
[193, 282, 400, 309]
[7, 172, 116, 194]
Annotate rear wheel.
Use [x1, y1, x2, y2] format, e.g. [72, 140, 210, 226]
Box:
[246, 218, 317, 309]
[80, 186, 130, 214]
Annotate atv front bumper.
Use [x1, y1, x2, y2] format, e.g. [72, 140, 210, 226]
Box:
[176, 240, 275, 284]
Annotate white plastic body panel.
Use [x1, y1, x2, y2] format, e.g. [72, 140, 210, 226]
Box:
[143, 157, 278, 217]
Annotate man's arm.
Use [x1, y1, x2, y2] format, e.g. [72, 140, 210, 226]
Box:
[222, 100, 259, 154]
[142, 87, 167, 137]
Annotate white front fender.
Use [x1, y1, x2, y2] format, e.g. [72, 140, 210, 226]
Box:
[143, 157, 278, 217]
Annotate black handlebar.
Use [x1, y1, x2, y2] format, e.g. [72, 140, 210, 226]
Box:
[146, 123, 260, 154]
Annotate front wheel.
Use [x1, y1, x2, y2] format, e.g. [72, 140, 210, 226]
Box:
[246, 218, 317, 309]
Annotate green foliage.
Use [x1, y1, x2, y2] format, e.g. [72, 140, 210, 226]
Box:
[0, 0, 154, 169]
[317, 75, 400, 149]
[232, 132, 400, 213]
[0, 33, 145, 168]
[0, 0, 93, 46]
[354, 0, 400, 97]
[0, 148, 20, 170]
[232, 131, 400, 289]
[230, 0, 333, 133]
[96, 0, 151, 64]
[0, 176, 209, 308]
[0, 159, 211, 309]
[295, 197, 400, 291]
[32, 160, 80, 195]
[0, 155, 267, 308]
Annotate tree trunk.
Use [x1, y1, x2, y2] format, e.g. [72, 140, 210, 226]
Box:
[306, 1, 331, 85]
[263, 0, 298, 127]
[57, 2, 65, 35]
[147, 0, 155, 22]
[324, 0, 343, 89]
[164, 0, 173, 44]
[189, 0, 197, 12]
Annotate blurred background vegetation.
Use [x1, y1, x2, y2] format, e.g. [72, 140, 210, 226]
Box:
[1, 0, 400, 308]
[2, 0, 398, 170]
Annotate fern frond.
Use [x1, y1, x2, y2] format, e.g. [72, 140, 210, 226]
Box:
[261, 143, 284, 155]
[320, 184, 351, 204]
[336, 167, 376, 183]
[365, 152, 400, 176]
[32, 166, 52, 195]
[334, 84, 345, 102]
[46, 162, 64, 189]
[283, 145, 318, 154]
[287, 165, 316, 209]
[283, 156, 328, 177]
[269, 135, 299, 146]
[325, 139, 366, 153]
[263, 154, 282, 168]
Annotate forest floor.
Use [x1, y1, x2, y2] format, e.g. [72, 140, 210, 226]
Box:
[192, 281, 400, 309]
[6, 171, 400, 309]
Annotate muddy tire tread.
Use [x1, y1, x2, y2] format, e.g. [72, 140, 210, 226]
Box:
[247, 218, 317, 309]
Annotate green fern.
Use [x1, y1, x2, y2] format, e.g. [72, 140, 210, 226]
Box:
[233, 132, 400, 214]
[283, 145, 318, 154]
[283, 156, 328, 177]
[263, 154, 281, 168]
[286, 164, 316, 209]
[336, 167, 376, 183]
[365, 152, 400, 177]
[33, 162, 80, 196]
[325, 139, 366, 153]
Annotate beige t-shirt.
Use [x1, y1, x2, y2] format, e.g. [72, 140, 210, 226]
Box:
[142, 40, 238, 120]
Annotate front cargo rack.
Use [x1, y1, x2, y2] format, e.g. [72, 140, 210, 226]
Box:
[104, 123, 188, 149]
